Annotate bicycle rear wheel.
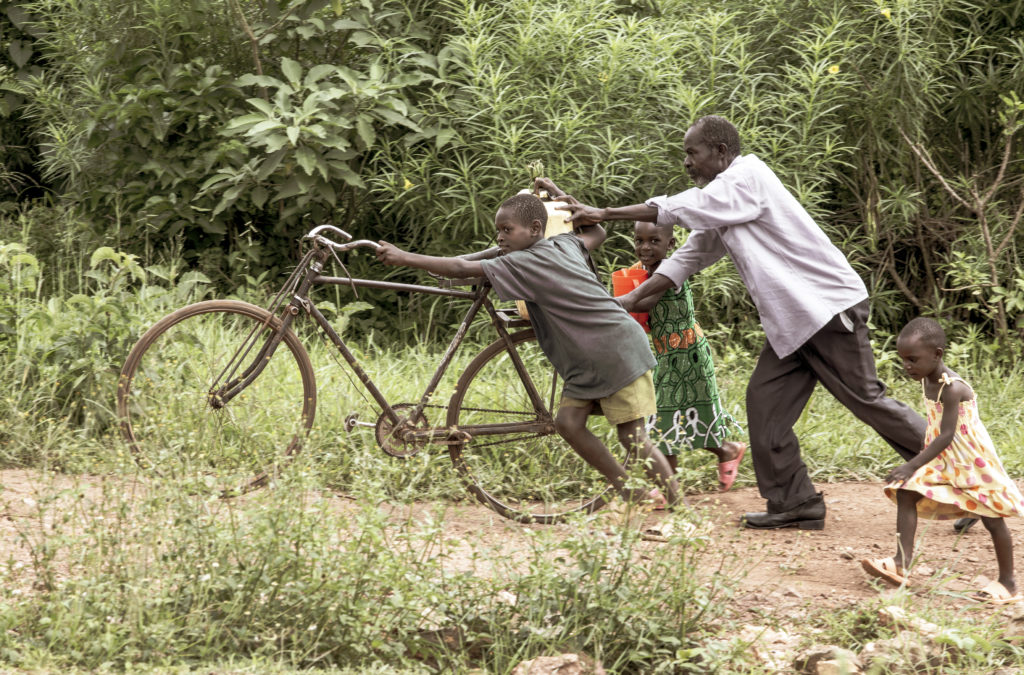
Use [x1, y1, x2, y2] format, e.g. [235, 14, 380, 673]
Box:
[117, 300, 316, 495]
[447, 330, 630, 524]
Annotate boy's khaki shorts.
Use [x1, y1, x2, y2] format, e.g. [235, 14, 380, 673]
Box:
[559, 370, 656, 426]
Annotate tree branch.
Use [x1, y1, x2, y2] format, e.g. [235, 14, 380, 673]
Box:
[896, 125, 973, 212]
[229, 0, 268, 100]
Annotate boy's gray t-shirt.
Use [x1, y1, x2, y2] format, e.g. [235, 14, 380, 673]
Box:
[479, 233, 655, 400]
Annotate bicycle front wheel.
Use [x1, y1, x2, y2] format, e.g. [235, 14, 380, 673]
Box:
[117, 300, 316, 495]
[447, 330, 628, 524]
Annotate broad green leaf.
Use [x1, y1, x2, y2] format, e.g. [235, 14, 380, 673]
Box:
[8, 40, 32, 69]
[272, 175, 303, 202]
[287, 126, 300, 145]
[263, 133, 290, 153]
[251, 186, 269, 208]
[356, 117, 375, 149]
[225, 113, 267, 129]
[247, 119, 284, 135]
[374, 107, 421, 132]
[295, 146, 317, 176]
[89, 247, 121, 268]
[236, 75, 284, 91]
[305, 64, 336, 87]
[198, 173, 232, 191]
[332, 19, 367, 30]
[435, 128, 458, 150]
[335, 165, 365, 188]
[281, 57, 302, 87]
[246, 97, 277, 117]
[255, 148, 287, 181]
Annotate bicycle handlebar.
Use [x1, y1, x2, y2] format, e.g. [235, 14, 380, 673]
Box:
[304, 224, 380, 253]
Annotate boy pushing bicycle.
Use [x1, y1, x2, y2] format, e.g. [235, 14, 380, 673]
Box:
[376, 192, 681, 521]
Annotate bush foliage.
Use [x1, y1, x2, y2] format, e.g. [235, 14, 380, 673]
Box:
[2, 0, 1021, 343]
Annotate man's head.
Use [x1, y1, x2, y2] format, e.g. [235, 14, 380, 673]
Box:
[633, 220, 675, 268]
[896, 317, 946, 380]
[495, 193, 546, 253]
[683, 115, 741, 187]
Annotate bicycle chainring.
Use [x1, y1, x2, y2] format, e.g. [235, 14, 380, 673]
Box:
[375, 404, 430, 458]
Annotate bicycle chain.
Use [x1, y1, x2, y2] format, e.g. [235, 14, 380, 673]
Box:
[415, 403, 547, 450]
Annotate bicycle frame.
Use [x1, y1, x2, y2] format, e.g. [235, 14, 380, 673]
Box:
[213, 228, 556, 446]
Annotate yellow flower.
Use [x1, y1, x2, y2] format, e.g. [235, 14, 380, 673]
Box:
[403, 178, 414, 190]
[828, 64, 840, 74]
[880, 7, 892, 19]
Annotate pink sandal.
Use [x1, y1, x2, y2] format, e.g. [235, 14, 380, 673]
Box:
[647, 488, 668, 510]
[717, 442, 746, 492]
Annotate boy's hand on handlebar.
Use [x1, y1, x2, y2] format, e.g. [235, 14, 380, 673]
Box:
[376, 241, 407, 266]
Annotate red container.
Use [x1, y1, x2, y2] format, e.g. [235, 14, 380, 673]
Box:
[611, 268, 650, 332]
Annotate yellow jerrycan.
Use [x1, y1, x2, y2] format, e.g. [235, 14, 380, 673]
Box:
[514, 188, 573, 319]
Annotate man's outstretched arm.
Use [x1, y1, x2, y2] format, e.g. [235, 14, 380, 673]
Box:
[558, 202, 659, 226]
[618, 274, 674, 312]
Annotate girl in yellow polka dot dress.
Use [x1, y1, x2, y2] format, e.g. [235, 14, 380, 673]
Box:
[861, 317, 1024, 603]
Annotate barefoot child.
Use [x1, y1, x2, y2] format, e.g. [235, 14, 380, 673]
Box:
[376, 192, 681, 517]
[628, 220, 746, 492]
[861, 317, 1024, 603]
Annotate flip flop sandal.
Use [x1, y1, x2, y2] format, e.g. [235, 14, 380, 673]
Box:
[647, 488, 667, 511]
[717, 442, 747, 492]
[860, 557, 910, 586]
[971, 580, 1024, 605]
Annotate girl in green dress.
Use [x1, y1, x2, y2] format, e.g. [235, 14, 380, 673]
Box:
[630, 221, 746, 492]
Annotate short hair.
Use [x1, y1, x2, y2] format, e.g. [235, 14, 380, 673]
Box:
[900, 317, 947, 349]
[692, 115, 741, 157]
[499, 193, 547, 229]
[634, 220, 674, 237]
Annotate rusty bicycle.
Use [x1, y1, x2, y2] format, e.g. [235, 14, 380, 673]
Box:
[116, 225, 630, 523]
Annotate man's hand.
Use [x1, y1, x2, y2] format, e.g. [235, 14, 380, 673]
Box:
[618, 290, 639, 313]
[885, 462, 919, 485]
[618, 274, 674, 312]
[557, 201, 605, 226]
[376, 241, 407, 266]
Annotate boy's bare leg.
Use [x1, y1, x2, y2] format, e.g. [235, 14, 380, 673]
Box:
[554, 405, 646, 502]
[617, 418, 681, 507]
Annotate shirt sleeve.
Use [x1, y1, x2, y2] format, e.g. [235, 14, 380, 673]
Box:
[479, 252, 536, 302]
[645, 169, 762, 230]
[654, 230, 727, 288]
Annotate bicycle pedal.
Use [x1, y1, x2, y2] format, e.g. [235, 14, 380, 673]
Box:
[343, 413, 374, 432]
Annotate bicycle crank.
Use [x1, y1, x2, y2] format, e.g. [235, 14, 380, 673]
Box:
[375, 403, 430, 458]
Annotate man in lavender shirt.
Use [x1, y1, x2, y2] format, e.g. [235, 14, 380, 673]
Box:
[550, 115, 927, 531]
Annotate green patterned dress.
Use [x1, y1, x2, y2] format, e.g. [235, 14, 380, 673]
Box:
[635, 262, 738, 454]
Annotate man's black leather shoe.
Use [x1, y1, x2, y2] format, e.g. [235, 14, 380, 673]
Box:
[742, 492, 826, 530]
[953, 517, 979, 533]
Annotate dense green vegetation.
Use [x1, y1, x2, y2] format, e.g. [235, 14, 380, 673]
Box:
[1, 0, 1022, 671]
[2, 0, 1022, 340]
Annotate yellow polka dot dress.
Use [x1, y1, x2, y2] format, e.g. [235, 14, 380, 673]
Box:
[884, 373, 1024, 520]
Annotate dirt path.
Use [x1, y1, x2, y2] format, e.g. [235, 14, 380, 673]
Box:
[2, 470, 1015, 614]
[372, 480, 1018, 616]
